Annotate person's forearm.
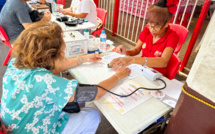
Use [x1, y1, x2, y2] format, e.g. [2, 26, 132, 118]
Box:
[68, 12, 87, 18]
[131, 57, 168, 67]
[126, 48, 140, 56]
[94, 75, 120, 100]
[64, 7, 72, 12]
[53, 55, 89, 74]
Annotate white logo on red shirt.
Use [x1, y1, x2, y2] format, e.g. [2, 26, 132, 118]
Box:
[154, 51, 162, 57]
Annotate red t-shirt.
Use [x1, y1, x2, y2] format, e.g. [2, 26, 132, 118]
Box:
[139, 26, 179, 76]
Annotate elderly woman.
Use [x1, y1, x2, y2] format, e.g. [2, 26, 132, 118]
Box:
[110, 0, 179, 77]
[1, 22, 130, 134]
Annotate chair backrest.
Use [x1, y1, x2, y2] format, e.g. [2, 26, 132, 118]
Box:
[169, 24, 189, 55]
[166, 53, 181, 80]
[0, 26, 12, 48]
[0, 26, 9, 42]
[96, 8, 107, 31]
[56, 0, 65, 8]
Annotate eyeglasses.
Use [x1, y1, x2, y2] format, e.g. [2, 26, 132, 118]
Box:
[147, 21, 167, 31]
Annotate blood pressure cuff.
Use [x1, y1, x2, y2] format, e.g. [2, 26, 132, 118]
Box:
[62, 83, 98, 113]
[75, 84, 98, 102]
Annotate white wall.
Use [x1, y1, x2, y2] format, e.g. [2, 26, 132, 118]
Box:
[186, 11, 215, 103]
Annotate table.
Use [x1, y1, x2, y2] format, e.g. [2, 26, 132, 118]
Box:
[51, 13, 96, 32]
[68, 60, 172, 134]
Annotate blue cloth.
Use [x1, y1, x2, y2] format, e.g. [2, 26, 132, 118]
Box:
[1, 58, 78, 134]
[0, 0, 32, 41]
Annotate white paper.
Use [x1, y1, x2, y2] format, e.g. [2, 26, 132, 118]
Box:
[102, 80, 152, 115]
[150, 78, 183, 108]
[74, 62, 115, 84]
[102, 53, 125, 63]
[127, 64, 144, 79]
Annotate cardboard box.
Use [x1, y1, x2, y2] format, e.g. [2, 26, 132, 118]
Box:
[31, 4, 50, 12]
[63, 31, 88, 58]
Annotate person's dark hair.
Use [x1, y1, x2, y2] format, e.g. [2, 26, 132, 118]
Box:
[12, 22, 64, 70]
[147, 4, 173, 25]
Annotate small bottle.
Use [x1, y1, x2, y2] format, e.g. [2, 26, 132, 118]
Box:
[52, 0, 57, 13]
[99, 30, 107, 52]
[84, 29, 89, 39]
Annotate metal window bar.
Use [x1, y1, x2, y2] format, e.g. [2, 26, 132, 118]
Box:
[141, 0, 151, 36]
[103, 0, 105, 10]
[100, 0, 102, 9]
[108, 0, 111, 29]
[117, 0, 122, 34]
[111, 0, 115, 30]
[180, 0, 190, 25]
[134, 0, 147, 42]
[130, 0, 141, 41]
[173, 0, 182, 24]
[120, 0, 127, 35]
[127, 0, 136, 39]
[105, 0, 108, 28]
[187, 0, 199, 28]
[123, 0, 131, 37]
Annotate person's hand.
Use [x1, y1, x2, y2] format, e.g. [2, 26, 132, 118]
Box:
[39, 0, 46, 4]
[116, 45, 126, 54]
[41, 11, 51, 22]
[109, 57, 133, 71]
[115, 67, 131, 80]
[86, 53, 103, 62]
[57, 7, 63, 13]
[61, 10, 71, 16]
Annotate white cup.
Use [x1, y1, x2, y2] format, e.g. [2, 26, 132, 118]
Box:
[57, 4, 64, 12]
[88, 35, 98, 51]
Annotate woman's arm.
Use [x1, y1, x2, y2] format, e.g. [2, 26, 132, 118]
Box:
[110, 47, 174, 71]
[67, 68, 131, 102]
[53, 54, 103, 75]
[94, 68, 130, 100]
[116, 40, 143, 56]
[61, 10, 88, 18]
[131, 47, 174, 67]
[60, 7, 73, 12]
[126, 40, 143, 56]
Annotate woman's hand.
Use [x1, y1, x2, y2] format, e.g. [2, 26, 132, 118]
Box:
[109, 57, 133, 71]
[115, 67, 131, 80]
[116, 45, 126, 54]
[57, 7, 63, 13]
[85, 53, 103, 62]
[61, 10, 71, 16]
[39, 0, 46, 4]
[41, 11, 51, 21]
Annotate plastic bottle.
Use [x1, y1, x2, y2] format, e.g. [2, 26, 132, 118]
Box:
[84, 29, 89, 39]
[99, 30, 107, 52]
[52, 0, 57, 13]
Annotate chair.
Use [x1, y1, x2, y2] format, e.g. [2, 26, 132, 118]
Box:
[166, 53, 181, 80]
[169, 24, 189, 55]
[56, 0, 65, 8]
[0, 26, 12, 65]
[91, 8, 107, 37]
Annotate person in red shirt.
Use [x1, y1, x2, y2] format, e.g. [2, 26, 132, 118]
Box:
[109, 0, 179, 77]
